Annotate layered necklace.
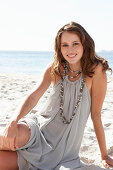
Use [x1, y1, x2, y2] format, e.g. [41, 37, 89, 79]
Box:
[68, 66, 82, 79]
[59, 62, 85, 124]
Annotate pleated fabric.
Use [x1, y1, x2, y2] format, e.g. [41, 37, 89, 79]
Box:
[16, 75, 91, 170]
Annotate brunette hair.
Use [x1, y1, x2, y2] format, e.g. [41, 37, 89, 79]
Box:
[52, 22, 112, 78]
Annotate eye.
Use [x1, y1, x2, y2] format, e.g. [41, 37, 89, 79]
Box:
[62, 44, 68, 47]
[73, 42, 79, 46]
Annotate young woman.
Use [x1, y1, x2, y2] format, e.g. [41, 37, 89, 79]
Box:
[0, 22, 113, 170]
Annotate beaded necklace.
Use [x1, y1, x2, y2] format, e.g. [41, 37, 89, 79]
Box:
[59, 62, 85, 124]
[68, 70, 82, 79]
[68, 66, 82, 73]
[67, 63, 82, 79]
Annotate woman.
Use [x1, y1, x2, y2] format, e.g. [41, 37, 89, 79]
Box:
[0, 22, 113, 170]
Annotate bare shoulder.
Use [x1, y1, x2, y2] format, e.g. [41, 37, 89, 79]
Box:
[50, 64, 63, 86]
[91, 64, 107, 99]
[85, 64, 107, 94]
[92, 63, 107, 80]
[42, 63, 52, 84]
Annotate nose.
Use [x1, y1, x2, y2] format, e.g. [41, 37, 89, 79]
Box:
[68, 45, 75, 53]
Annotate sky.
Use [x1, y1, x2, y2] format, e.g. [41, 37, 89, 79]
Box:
[0, 0, 113, 52]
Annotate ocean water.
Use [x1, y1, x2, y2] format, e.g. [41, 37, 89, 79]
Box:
[0, 51, 113, 75]
[0, 51, 53, 75]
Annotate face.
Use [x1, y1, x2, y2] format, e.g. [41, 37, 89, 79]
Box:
[61, 31, 83, 67]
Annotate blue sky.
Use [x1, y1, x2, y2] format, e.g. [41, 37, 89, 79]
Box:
[0, 0, 113, 52]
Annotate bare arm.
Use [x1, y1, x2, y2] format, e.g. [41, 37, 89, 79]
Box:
[1, 65, 52, 151]
[91, 64, 107, 158]
[91, 64, 113, 168]
[13, 65, 52, 123]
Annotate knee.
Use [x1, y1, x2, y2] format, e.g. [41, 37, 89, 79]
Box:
[16, 123, 31, 148]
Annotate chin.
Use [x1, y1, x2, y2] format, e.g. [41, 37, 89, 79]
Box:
[68, 60, 78, 64]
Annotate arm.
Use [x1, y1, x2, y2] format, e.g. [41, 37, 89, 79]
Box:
[13, 65, 52, 123]
[2, 65, 52, 150]
[91, 64, 113, 168]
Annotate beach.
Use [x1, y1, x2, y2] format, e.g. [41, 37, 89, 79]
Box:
[0, 72, 113, 169]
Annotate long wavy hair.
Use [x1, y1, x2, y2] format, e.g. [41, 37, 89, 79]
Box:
[51, 22, 112, 78]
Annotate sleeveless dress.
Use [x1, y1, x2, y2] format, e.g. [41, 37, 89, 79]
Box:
[16, 75, 91, 170]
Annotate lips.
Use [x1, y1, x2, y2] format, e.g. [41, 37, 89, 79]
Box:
[67, 54, 77, 58]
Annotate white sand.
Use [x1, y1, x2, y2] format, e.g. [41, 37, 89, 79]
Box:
[0, 73, 113, 169]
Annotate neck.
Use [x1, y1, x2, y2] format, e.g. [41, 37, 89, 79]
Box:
[68, 63, 81, 71]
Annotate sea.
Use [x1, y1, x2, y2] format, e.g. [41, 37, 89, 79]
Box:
[0, 51, 113, 75]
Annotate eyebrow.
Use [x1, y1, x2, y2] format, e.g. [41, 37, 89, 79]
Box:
[61, 41, 80, 44]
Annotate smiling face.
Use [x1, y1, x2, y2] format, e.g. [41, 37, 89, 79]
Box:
[61, 31, 83, 69]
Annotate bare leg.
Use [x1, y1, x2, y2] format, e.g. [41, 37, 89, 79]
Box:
[15, 122, 31, 148]
[0, 123, 31, 169]
[0, 122, 31, 150]
[0, 151, 18, 170]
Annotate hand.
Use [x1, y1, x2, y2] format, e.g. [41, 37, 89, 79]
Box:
[102, 155, 113, 168]
[2, 120, 18, 151]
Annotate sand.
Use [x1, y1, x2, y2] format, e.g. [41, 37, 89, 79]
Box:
[0, 73, 113, 169]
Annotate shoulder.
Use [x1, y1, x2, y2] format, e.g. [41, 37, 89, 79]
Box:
[50, 63, 64, 86]
[41, 63, 52, 84]
[92, 63, 106, 81]
[91, 63, 107, 99]
[85, 64, 107, 94]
